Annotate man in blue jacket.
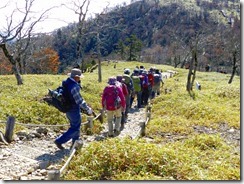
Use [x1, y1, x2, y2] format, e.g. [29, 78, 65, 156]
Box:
[54, 68, 93, 150]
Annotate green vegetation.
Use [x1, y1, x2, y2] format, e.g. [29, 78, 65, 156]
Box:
[65, 136, 239, 180]
[149, 69, 240, 138]
[0, 61, 240, 180]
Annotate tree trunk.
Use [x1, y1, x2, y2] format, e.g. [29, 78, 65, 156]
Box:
[12, 64, 23, 85]
[180, 52, 190, 68]
[97, 33, 102, 83]
[186, 47, 198, 92]
[0, 44, 23, 85]
[98, 58, 102, 83]
[191, 49, 198, 89]
[228, 50, 237, 84]
[129, 42, 132, 61]
[186, 55, 194, 91]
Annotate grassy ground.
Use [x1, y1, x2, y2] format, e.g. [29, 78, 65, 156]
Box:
[0, 61, 240, 180]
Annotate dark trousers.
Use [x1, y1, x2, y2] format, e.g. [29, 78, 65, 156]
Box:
[55, 108, 81, 145]
[141, 88, 149, 105]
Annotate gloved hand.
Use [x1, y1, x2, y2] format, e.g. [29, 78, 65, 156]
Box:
[86, 107, 93, 115]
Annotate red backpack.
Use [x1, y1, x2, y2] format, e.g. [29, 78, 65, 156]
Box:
[102, 85, 121, 110]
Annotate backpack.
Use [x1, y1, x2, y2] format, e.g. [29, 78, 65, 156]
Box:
[153, 74, 161, 84]
[43, 82, 71, 113]
[141, 75, 149, 89]
[148, 73, 154, 86]
[131, 76, 141, 92]
[103, 85, 121, 110]
[117, 82, 129, 97]
[123, 74, 133, 92]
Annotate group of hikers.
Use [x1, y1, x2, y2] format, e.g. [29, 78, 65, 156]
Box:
[101, 66, 164, 137]
[54, 66, 164, 150]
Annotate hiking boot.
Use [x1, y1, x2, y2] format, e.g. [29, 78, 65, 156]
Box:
[120, 122, 124, 130]
[70, 142, 75, 150]
[114, 129, 120, 136]
[54, 140, 64, 150]
[108, 134, 114, 138]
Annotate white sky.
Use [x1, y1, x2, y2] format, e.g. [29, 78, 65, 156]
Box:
[0, 0, 131, 33]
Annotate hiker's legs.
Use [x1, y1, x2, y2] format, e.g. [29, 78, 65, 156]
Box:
[151, 86, 156, 99]
[55, 109, 81, 145]
[125, 95, 130, 118]
[142, 88, 149, 105]
[148, 85, 153, 99]
[130, 92, 135, 108]
[107, 110, 114, 136]
[141, 89, 145, 105]
[114, 108, 122, 132]
[155, 84, 160, 96]
[151, 91, 155, 99]
[121, 112, 125, 125]
[137, 91, 142, 108]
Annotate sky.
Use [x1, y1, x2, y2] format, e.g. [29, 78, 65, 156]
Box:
[0, 0, 131, 33]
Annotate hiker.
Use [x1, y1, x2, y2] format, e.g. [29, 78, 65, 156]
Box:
[116, 75, 129, 126]
[102, 77, 126, 137]
[139, 65, 145, 75]
[130, 69, 142, 108]
[141, 70, 149, 106]
[152, 69, 164, 98]
[123, 68, 134, 113]
[54, 68, 93, 150]
[148, 67, 155, 99]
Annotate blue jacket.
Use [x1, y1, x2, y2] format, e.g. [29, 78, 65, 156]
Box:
[63, 77, 90, 112]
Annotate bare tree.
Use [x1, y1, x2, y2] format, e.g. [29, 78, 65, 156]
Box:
[93, 4, 124, 82]
[85, 3, 119, 83]
[225, 22, 240, 84]
[0, 0, 54, 85]
[92, 13, 107, 83]
[186, 31, 206, 94]
[63, 0, 91, 72]
[65, 0, 106, 82]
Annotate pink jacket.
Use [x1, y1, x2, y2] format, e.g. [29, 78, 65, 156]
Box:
[102, 85, 126, 111]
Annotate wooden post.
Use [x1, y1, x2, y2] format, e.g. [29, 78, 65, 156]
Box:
[74, 139, 83, 150]
[86, 117, 93, 135]
[87, 117, 93, 129]
[48, 169, 60, 180]
[140, 121, 146, 137]
[99, 109, 104, 124]
[147, 105, 152, 112]
[147, 112, 151, 120]
[70, 139, 83, 152]
[5, 116, 15, 143]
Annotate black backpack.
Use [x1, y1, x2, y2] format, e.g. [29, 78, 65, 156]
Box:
[43, 83, 72, 113]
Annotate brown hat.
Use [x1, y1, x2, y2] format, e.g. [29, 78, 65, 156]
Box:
[68, 68, 84, 78]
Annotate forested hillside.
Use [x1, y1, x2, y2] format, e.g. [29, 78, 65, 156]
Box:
[0, 0, 240, 76]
